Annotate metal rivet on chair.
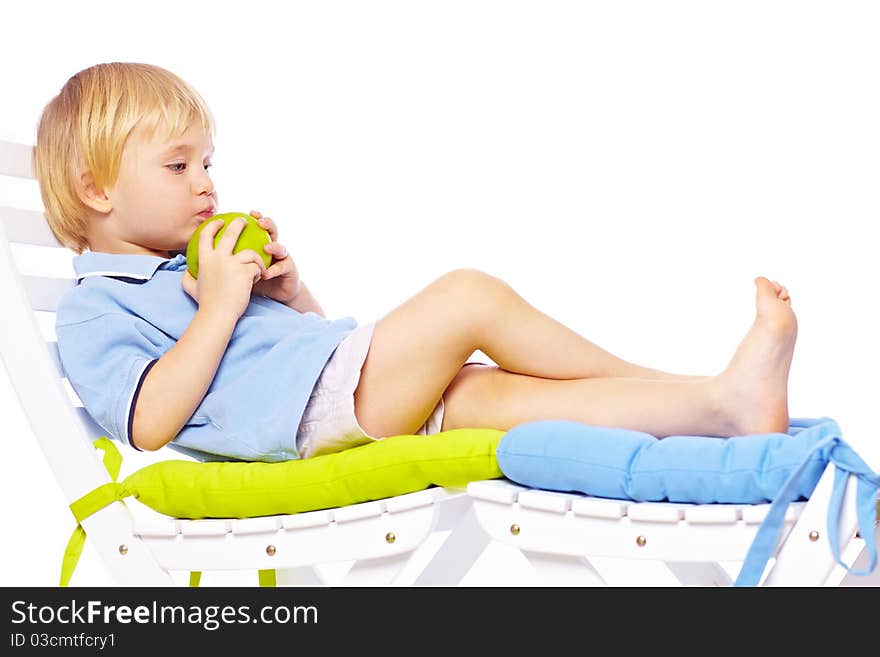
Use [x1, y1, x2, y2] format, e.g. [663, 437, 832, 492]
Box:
[266, 545, 276, 556]
[808, 530, 820, 542]
[118, 544, 128, 555]
[636, 535, 647, 547]
[385, 532, 396, 544]
[510, 524, 520, 536]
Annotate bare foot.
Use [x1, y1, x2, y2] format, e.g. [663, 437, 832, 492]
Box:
[715, 276, 798, 436]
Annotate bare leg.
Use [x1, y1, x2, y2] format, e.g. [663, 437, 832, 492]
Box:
[471, 274, 707, 382]
[440, 277, 796, 437]
[354, 269, 796, 438]
[469, 274, 792, 383]
[440, 367, 727, 437]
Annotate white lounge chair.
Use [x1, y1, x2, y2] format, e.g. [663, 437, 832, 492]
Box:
[466, 476, 877, 586]
[3, 137, 876, 587]
[0, 138, 489, 587]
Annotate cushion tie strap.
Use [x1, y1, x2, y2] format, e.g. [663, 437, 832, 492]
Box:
[95, 436, 122, 481]
[734, 435, 879, 586]
[258, 569, 277, 587]
[61, 437, 131, 587]
[61, 438, 281, 587]
[826, 442, 880, 576]
[69, 482, 130, 524]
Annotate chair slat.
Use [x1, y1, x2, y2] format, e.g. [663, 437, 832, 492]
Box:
[178, 519, 230, 536]
[281, 510, 333, 530]
[571, 497, 627, 519]
[684, 505, 741, 524]
[627, 502, 684, 523]
[47, 340, 62, 375]
[0, 207, 62, 247]
[230, 517, 281, 535]
[466, 479, 519, 504]
[385, 489, 435, 513]
[742, 502, 804, 524]
[0, 140, 33, 179]
[518, 489, 571, 514]
[133, 520, 179, 538]
[74, 406, 109, 441]
[333, 500, 385, 523]
[21, 275, 75, 311]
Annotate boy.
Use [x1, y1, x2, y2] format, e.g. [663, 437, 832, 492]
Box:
[36, 62, 798, 463]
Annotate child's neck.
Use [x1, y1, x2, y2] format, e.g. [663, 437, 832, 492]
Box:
[86, 235, 172, 259]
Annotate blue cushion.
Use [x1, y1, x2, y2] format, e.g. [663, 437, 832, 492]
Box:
[494, 416, 879, 586]
[496, 417, 838, 504]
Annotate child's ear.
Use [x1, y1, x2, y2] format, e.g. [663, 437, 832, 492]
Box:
[76, 170, 113, 214]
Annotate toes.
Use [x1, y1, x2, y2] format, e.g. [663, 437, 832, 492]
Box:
[759, 277, 791, 301]
[773, 280, 790, 301]
[754, 277, 777, 298]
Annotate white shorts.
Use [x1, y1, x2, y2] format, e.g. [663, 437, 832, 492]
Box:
[295, 321, 445, 459]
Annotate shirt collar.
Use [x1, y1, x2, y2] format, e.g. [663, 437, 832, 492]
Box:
[73, 251, 188, 282]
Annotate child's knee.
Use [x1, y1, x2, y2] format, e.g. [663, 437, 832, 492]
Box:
[437, 267, 507, 293]
[433, 268, 512, 330]
[441, 363, 508, 430]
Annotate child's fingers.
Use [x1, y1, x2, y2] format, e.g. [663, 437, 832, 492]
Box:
[216, 217, 247, 253]
[257, 216, 277, 241]
[200, 218, 226, 251]
[263, 241, 288, 260]
[181, 270, 198, 300]
[235, 250, 267, 283]
[262, 256, 295, 280]
[263, 260, 286, 279]
[249, 210, 278, 239]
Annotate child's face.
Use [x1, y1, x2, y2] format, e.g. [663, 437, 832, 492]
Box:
[93, 122, 217, 257]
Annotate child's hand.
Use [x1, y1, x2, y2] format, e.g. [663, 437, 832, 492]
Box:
[248, 210, 303, 304]
[181, 216, 267, 321]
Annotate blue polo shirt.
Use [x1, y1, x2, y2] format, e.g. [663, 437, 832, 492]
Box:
[55, 251, 357, 462]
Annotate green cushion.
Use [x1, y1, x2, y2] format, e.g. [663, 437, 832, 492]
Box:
[123, 428, 504, 519]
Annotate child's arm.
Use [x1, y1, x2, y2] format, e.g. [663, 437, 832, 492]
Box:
[285, 281, 325, 317]
[132, 217, 265, 451]
[130, 307, 238, 451]
[247, 211, 325, 318]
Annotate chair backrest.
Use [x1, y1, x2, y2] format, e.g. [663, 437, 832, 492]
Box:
[0, 139, 125, 502]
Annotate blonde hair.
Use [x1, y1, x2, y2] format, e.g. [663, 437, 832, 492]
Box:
[33, 62, 216, 253]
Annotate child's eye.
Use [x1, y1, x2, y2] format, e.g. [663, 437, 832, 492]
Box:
[167, 163, 212, 173]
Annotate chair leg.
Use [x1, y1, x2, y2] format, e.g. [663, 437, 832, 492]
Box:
[763, 469, 859, 586]
[833, 531, 880, 587]
[586, 556, 684, 586]
[341, 553, 419, 586]
[521, 551, 607, 586]
[666, 561, 733, 586]
[413, 506, 490, 585]
[275, 566, 329, 586]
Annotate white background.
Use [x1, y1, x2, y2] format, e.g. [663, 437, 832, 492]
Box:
[1, 1, 878, 586]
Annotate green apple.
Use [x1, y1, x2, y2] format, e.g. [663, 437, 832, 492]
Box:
[186, 212, 272, 279]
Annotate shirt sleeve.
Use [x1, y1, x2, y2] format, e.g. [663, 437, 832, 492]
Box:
[56, 312, 165, 450]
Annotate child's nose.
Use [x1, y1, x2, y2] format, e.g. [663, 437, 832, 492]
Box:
[191, 171, 214, 196]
